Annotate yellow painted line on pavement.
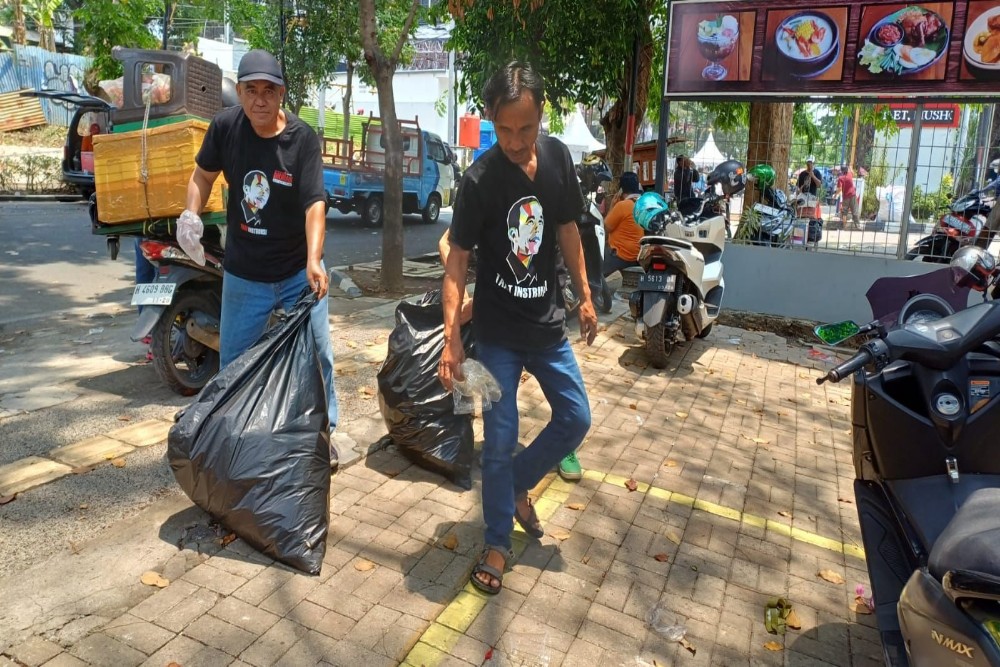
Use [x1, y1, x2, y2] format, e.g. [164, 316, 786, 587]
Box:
[402, 465, 865, 665]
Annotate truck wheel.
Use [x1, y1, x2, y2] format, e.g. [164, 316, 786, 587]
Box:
[362, 195, 384, 226]
[422, 194, 441, 224]
[151, 289, 220, 396]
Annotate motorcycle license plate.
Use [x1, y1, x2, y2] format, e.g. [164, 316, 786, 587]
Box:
[638, 274, 676, 292]
[131, 282, 175, 306]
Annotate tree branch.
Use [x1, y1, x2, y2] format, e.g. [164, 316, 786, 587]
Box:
[390, 0, 421, 66]
[358, 0, 380, 63]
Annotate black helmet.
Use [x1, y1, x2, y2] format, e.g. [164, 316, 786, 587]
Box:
[577, 154, 612, 193]
[950, 245, 997, 292]
[706, 159, 746, 196]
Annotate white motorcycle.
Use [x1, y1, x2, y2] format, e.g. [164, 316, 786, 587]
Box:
[564, 156, 613, 315]
[629, 161, 745, 368]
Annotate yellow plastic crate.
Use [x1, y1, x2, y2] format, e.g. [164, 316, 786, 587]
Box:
[92, 119, 226, 224]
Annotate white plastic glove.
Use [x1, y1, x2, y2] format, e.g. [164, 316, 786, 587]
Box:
[177, 209, 206, 266]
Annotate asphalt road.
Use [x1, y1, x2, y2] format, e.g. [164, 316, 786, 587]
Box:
[0, 199, 452, 325]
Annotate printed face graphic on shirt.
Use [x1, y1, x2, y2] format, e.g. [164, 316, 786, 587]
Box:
[504, 196, 544, 286]
[241, 170, 270, 226]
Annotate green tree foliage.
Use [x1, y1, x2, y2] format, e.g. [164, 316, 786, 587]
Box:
[229, 0, 361, 112]
[73, 0, 159, 81]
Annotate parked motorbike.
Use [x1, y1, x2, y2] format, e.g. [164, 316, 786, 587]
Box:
[131, 234, 224, 396]
[627, 160, 744, 368]
[564, 155, 613, 316]
[906, 177, 1000, 263]
[740, 163, 823, 247]
[813, 280, 1000, 666]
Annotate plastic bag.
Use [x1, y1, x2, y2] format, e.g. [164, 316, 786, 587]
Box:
[168, 292, 331, 575]
[453, 359, 502, 414]
[177, 210, 206, 266]
[377, 291, 475, 489]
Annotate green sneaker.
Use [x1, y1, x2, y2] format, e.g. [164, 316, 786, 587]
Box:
[558, 452, 583, 481]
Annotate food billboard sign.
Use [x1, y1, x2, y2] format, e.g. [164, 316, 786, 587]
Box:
[666, 0, 1000, 98]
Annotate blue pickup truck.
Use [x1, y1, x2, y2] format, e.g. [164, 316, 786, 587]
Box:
[322, 117, 456, 225]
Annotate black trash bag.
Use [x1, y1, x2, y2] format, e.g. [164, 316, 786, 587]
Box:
[377, 291, 475, 489]
[168, 291, 331, 575]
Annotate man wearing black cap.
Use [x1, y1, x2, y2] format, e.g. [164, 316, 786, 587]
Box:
[179, 48, 339, 435]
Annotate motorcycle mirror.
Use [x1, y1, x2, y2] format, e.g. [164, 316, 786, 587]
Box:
[814, 320, 861, 346]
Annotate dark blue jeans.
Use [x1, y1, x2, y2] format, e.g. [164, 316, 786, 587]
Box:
[476, 339, 591, 550]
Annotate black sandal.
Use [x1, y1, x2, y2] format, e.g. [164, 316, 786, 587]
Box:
[514, 493, 544, 539]
[470, 546, 512, 595]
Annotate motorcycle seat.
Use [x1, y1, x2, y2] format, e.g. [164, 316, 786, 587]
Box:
[640, 236, 693, 250]
[929, 487, 1000, 583]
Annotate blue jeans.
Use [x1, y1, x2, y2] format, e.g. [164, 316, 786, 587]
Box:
[220, 267, 338, 429]
[477, 339, 591, 551]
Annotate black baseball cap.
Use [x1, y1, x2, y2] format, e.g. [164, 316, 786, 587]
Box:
[619, 172, 641, 194]
[238, 49, 284, 86]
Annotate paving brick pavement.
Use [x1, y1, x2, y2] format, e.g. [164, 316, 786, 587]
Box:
[0, 302, 881, 666]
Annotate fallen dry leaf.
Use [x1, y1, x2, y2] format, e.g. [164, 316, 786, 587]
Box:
[665, 529, 683, 545]
[548, 527, 572, 541]
[71, 465, 97, 475]
[441, 533, 459, 551]
[140, 571, 170, 588]
[778, 511, 792, 518]
[663, 460, 678, 468]
[653, 553, 670, 562]
[359, 387, 375, 398]
[838, 497, 854, 504]
[675, 411, 688, 418]
[354, 559, 376, 572]
[566, 503, 586, 511]
[763, 640, 784, 651]
[166, 663, 182, 667]
[0, 494, 16, 506]
[752, 438, 770, 445]
[110, 458, 127, 468]
[629, 403, 637, 410]
[219, 533, 237, 547]
[679, 637, 697, 655]
[117, 415, 131, 422]
[818, 569, 845, 585]
[785, 609, 802, 629]
[78, 503, 89, 510]
[581, 555, 591, 565]
[625, 478, 638, 492]
[853, 597, 873, 615]
[346, 341, 358, 349]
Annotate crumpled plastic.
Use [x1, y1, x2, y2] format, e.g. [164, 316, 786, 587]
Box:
[452, 358, 502, 414]
[646, 602, 687, 641]
[177, 209, 206, 266]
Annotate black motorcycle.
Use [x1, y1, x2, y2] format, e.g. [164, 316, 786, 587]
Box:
[906, 177, 999, 263]
[814, 281, 1000, 666]
[564, 158, 614, 316]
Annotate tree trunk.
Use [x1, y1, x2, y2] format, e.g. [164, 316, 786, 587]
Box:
[13, 0, 27, 46]
[373, 66, 405, 291]
[600, 25, 654, 191]
[989, 102, 1000, 165]
[342, 59, 354, 158]
[744, 102, 794, 213]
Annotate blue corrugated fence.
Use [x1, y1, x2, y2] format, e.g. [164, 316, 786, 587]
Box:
[0, 46, 92, 127]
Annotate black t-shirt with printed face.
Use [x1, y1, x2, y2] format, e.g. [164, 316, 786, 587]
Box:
[449, 136, 578, 351]
[196, 106, 326, 282]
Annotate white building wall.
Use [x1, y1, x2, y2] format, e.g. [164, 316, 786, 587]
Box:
[877, 125, 959, 193]
[322, 69, 454, 139]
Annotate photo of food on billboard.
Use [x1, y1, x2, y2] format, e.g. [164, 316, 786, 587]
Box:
[762, 7, 849, 82]
[671, 10, 756, 86]
[854, 3, 954, 81]
[961, 0, 1000, 80]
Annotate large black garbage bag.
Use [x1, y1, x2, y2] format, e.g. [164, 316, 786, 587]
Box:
[377, 291, 475, 489]
[168, 292, 330, 575]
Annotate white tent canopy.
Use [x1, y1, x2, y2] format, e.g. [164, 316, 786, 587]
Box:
[548, 105, 604, 163]
[691, 132, 727, 171]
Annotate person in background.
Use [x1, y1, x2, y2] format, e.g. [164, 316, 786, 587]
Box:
[836, 164, 861, 231]
[796, 155, 822, 218]
[602, 171, 644, 277]
[673, 155, 697, 201]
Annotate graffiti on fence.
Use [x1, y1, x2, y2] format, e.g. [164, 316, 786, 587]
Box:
[0, 46, 91, 126]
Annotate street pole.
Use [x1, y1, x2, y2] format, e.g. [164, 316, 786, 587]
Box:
[624, 34, 640, 173]
[162, 1, 174, 50]
[654, 33, 670, 194]
[447, 49, 457, 146]
[897, 103, 923, 259]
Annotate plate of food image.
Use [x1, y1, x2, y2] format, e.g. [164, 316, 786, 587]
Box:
[774, 11, 841, 78]
[964, 6, 1000, 78]
[858, 5, 949, 76]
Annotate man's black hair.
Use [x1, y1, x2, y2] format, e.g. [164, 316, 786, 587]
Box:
[482, 61, 545, 120]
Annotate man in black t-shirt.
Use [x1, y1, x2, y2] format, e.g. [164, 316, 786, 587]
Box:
[438, 62, 596, 596]
[179, 49, 338, 433]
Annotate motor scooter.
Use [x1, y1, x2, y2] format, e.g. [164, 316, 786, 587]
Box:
[564, 156, 613, 316]
[131, 235, 224, 396]
[906, 177, 999, 262]
[813, 277, 1000, 666]
[629, 160, 744, 368]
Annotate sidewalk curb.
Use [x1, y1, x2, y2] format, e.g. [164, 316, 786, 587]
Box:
[329, 266, 363, 298]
